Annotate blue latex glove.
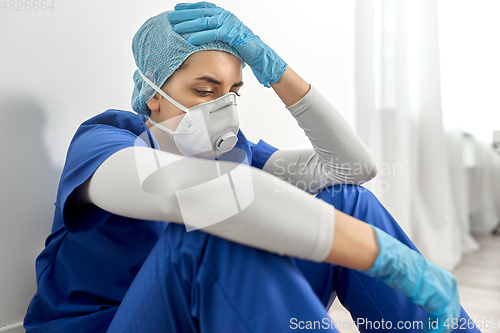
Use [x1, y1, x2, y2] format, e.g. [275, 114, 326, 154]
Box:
[167, 2, 287, 87]
[361, 226, 461, 333]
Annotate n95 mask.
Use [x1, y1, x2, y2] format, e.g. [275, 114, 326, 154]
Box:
[138, 69, 239, 158]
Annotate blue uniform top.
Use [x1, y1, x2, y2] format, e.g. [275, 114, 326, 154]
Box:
[24, 110, 278, 333]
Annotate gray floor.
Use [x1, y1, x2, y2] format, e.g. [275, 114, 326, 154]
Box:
[328, 233, 500, 332]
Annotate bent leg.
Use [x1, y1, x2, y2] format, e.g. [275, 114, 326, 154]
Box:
[300, 184, 480, 332]
[107, 223, 339, 333]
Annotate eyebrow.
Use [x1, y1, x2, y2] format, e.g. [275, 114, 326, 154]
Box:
[195, 75, 244, 88]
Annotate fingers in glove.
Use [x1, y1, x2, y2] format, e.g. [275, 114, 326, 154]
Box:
[173, 2, 217, 11]
[167, 7, 223, 24]
[173, 15, 222, 33]
[424, 294, 461, 333]
[186, 30, 222, 45]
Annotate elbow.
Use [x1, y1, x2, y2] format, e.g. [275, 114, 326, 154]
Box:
[364, 160, 378, 181]
[323, 156, 379, 186]
[349, 158, 378, 185]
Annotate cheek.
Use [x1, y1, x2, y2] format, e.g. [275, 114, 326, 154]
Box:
[166, 113, 186, 132]
[166, 85, 203, 109]
[177, 94, 208, 109]
[158, 100, 187, 131]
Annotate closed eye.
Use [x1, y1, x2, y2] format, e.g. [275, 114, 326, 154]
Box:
[195, 90, 214, 97]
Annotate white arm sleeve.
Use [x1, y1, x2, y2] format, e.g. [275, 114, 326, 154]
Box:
[80, 146, 335, 262]
[262, 86, 377, 194]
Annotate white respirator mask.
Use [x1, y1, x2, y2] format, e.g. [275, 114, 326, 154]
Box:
[138, 69, 239, 158]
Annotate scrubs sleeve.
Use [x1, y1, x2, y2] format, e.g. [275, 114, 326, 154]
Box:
[250, 139, 279, 170]
[57, 124, 143, 233]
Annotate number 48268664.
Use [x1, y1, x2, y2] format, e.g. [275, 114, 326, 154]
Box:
[1, 0, 55, 11]
[444, 317, 498, 330]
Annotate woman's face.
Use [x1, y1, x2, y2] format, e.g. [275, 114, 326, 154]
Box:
[146, 50, 243, 131]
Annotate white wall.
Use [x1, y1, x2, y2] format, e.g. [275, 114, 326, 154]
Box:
[0, 97, 60, 329]
[438, 0, 500, 143]
[0, 0, 355, 329]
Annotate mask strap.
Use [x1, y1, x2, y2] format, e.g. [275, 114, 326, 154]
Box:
[137, 69, 189, 113]
[147, 116, 176, 135]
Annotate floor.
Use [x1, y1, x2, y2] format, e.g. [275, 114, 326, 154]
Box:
[327, 233, 500, 332]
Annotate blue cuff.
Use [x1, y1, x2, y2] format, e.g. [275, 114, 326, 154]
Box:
[250, 139, 278, 170]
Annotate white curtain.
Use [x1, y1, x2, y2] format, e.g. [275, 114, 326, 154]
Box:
[354, 0, 465, 270]
[446, 130, 480, 254]
[467, 136, 500, 234]
[437, 0, 500, 236]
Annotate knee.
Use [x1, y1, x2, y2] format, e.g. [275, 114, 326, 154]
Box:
[315, 184, 380, 215]
[316, 185, 413, 245]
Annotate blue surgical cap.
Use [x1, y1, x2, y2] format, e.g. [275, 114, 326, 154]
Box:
[131, 10, 245, 116]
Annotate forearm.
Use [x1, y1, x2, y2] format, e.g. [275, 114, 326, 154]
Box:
[79, 146, 380, 269]
[265, 71, 378, 189]
[270, 66, 310, 107]
[327, 210, 380, 270]
[81, 146, 333, 261]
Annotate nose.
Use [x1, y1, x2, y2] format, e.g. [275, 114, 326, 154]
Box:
[208, 93, 238, 114]
[210, 101, 236, 113]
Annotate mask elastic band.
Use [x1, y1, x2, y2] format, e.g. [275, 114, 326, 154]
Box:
[137, 69, 189, 113]
[146, 116, 178, 135]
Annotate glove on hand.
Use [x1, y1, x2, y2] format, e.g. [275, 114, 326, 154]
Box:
[167, 2, 287, 87]
[361, 226, 461, 333]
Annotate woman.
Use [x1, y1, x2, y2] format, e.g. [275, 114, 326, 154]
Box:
[24, 2, 479, 332]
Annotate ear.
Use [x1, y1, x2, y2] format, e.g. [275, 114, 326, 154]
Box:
[146, 93, 161, 112]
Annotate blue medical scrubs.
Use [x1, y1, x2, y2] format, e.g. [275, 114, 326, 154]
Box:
[24, 110, 480, 332]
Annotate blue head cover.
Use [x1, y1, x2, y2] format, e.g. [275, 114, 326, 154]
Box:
[131, 10, 245, 116]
